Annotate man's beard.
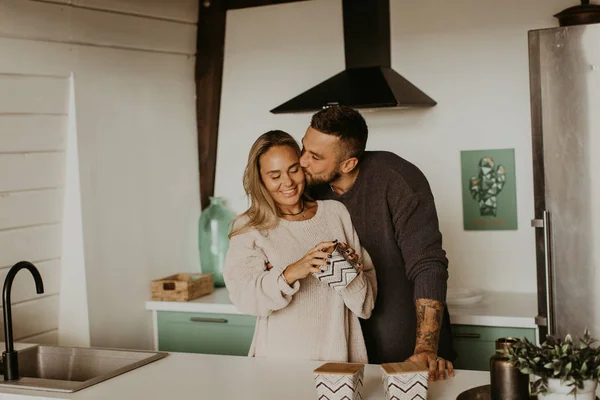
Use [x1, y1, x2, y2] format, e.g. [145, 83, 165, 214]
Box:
[304, 167, 341, 187]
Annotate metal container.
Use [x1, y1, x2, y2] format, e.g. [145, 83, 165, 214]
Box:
[489, 338, 529, 400]
[554, 0, 600, 26]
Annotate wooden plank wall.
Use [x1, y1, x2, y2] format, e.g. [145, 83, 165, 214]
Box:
[0, 73, 68, 344]
[0, 0, 199, 349]
[0, 0, 197, 54]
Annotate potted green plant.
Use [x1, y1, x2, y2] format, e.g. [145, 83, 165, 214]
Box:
[507, 330, 600, 399]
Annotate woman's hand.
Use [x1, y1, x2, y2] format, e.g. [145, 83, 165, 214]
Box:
[283, 241, 337, 286]
[338, 242, 363, 273]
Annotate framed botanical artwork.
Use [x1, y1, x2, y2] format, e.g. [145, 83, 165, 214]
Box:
[460, 148, 518, 231]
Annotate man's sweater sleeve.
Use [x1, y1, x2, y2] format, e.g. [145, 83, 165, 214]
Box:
[390, 185, 449, 303]
[334, 202, 377, 320]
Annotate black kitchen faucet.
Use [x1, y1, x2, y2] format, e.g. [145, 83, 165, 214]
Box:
[2, 261, 44, 381]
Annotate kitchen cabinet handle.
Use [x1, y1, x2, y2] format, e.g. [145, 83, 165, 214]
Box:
[454, 333, 481, 339]
[190, 317, 228, 324]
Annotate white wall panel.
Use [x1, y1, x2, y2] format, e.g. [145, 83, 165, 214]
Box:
[0, 0, 196, 54]
[0, 189, 63, 229]
[0, 224, 62, 268]
[0, 259, 61, 305]
[0, 153, 65, 192]
[0, 115, 67, 152]
[0, 76, 68, 115]
[76, 0, 199, 23]
[0, 295, 59, 341]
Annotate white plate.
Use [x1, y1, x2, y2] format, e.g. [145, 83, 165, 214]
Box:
[447, 288, 484, 307]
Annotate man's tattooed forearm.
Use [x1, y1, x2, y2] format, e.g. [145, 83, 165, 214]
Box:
[414, 299, 444, 354]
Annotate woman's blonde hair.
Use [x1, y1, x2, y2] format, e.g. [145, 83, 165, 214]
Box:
[229, 130, 306, 238]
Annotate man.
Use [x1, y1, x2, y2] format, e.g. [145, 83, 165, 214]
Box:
[300, 105, 456, 381]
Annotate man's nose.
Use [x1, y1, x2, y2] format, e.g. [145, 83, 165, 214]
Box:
[299, 153, 309, 168]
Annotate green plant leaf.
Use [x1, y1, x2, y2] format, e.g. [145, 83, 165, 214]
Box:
[565, 362, 572, 374]
[565, 334, 573, 343]
[508, 330, 600, 386]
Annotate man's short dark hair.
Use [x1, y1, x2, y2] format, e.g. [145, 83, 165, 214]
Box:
[310, 106, 368, 162]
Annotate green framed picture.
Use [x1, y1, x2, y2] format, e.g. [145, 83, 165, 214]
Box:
[460, 148, 518, 231]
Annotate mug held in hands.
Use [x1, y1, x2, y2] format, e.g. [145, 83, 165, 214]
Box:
[312, 243, 359, 291]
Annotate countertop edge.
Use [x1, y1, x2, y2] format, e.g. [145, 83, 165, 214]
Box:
[145, 302, 538, 328]
[450, 314, 537, 329]
[146, 289, 539, 329]
[145, 301, 242, 315]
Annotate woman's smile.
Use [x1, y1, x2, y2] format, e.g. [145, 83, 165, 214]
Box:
[280, 187, 298, 197]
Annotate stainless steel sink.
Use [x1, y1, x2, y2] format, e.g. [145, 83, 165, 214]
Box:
[0, 345, 168, 393]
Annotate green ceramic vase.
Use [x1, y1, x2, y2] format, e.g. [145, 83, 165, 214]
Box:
[198, 197, 235, 287]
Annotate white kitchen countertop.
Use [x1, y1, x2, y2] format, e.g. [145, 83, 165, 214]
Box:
[146, 286, 241, 314]
[0, 350, 490, 400]
[449, 291, 538, 328]
[146, 288, 538, 328]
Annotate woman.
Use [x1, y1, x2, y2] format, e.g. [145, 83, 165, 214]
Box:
[224, 130, 377, 363]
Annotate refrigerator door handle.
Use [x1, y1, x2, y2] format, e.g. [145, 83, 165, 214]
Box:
[531, 211, 554, 335]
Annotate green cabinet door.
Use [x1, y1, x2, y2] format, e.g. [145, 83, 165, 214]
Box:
[451, 325, 536, 371]
[157, 311, 256, 356]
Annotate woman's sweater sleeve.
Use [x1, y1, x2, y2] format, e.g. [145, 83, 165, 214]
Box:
[334, 203, 378, 319]
[223, 229, 299, 317]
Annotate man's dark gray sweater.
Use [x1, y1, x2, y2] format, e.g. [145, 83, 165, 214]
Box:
[311, 151, 456, 364]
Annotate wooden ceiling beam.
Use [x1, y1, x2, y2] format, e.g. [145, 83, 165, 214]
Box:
[195, 0, 311, 210]
[196, 1, 227, 210]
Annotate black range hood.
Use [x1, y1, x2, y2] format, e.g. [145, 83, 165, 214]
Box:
[270, 0, 436, 114]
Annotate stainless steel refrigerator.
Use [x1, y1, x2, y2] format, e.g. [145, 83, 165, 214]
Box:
[529, 23, 600, 340]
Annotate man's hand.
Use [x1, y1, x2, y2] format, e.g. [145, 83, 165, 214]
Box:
[337, 242, 364, 272]
[410, 298, 455, 381]
[406, 351, 454, 381]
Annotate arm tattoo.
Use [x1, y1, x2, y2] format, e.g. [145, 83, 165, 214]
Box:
[414, 299, 444, 354]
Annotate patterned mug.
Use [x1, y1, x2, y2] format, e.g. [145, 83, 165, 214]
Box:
[312, 242, 359, 291]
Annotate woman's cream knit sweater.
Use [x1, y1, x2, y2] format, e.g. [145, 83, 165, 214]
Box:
[223, 200, 377, 363]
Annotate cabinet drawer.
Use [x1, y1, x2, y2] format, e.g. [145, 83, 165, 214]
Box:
[157, 311, 256, 356]
[451, 325, 536, 371]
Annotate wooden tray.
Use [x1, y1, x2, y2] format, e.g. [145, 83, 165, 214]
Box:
[457, 384, 599, 400]
[151, 273, 213, 302]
